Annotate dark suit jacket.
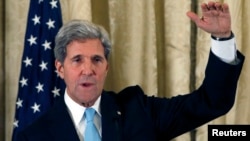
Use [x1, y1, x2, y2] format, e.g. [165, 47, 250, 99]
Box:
[17, 51, 244, 141]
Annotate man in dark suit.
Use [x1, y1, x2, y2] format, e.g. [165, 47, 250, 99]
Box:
[17, 1, 244, 141]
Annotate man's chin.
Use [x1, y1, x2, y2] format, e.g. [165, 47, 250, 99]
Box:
[81, 99, 96, 107]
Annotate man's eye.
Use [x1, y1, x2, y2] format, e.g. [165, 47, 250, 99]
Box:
[94, 58, 101, 62]
[73, 58, 81, 62]
[93, 57, 102, 63]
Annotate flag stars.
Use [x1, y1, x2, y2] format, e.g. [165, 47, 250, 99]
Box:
[13, 119, 19, 128]
[55, 69, 60, 77]
[23, 57, 32, 67]
[32, 14, 40, 25]
[27, 35, 37, 46]
[42, 40, 52, 50]
[50, 0, 58, 9]
[39, 61, 48, 71]
[46, 19, 55, 29]
[31, 102, 41, 113]
[52, 87, 60, 97]
[19, 77, 28, 87]
[35, 82, 44, 93]
[16, 98, 23, 109]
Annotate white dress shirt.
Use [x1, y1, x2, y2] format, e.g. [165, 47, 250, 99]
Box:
[64, 90, 102, 141]
[211, 37, 237, 63]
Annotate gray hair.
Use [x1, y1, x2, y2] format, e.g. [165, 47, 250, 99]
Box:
[54, 19, 111, 63]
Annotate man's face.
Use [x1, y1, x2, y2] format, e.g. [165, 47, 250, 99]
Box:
[55, 39, 109, 107]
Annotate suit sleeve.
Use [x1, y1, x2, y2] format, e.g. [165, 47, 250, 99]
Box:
[148, 50, 244, 140]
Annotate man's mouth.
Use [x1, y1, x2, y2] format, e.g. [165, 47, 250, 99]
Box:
[81, 82, 93, 87]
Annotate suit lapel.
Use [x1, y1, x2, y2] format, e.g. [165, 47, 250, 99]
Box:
[47, 97, 81, 141]
[101, 91, 122, 141]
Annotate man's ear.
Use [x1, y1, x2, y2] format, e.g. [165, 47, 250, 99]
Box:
[55, 60, 64, 79]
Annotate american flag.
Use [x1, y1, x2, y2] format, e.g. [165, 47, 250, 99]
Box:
[12, 0, 65, 140]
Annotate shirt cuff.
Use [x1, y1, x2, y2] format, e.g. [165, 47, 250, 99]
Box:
[211, 37, 237, 64]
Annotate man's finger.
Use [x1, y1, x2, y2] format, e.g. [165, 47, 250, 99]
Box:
[201, 3, 209, 12]
[207, 1, 216, 10]
[186, 11, 200, 23]
[222, 3, 229, 13]
[215, 3, 222, 11]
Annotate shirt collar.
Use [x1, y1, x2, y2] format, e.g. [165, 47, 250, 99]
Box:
[64, 89, 101, 126]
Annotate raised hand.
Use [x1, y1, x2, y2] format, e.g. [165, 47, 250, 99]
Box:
[186, 1, 231, 38]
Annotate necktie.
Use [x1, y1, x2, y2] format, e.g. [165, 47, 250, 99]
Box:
[84, 108, 101, 141]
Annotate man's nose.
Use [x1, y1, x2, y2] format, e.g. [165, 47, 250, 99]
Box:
[81, 61, 94, 75]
